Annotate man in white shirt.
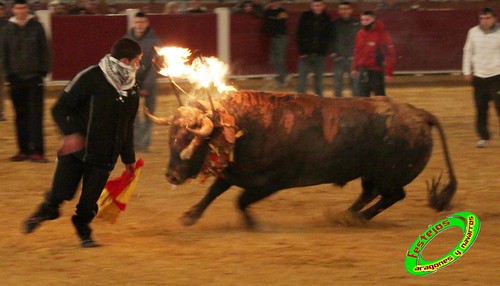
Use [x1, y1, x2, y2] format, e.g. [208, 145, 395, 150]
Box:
[462, 7, 500, 148]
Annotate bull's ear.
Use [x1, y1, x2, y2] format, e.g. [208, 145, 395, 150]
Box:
[144, 108, 173, 125]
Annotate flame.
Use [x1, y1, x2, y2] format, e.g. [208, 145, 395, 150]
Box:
[155, 46, 236, 95]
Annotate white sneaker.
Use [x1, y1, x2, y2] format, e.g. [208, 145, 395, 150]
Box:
[476, 139, 488, 148]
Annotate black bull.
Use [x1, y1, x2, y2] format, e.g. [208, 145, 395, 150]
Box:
[147, 91, 457, 227]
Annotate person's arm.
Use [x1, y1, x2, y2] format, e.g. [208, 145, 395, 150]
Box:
[462, 29, 473, 82]
[37, 22, 51, 76]
[52, 71, 91, 155]
[296, 13, 307, 56]
[351, 32, 361, 77]
[52, 72, 90, 136]
[120, 86, 139, 166]
[381, 30, 396, 78]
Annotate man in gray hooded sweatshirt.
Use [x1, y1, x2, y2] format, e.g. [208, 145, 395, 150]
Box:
[1, 0, 50, 162]
[125, 12, 161, 153]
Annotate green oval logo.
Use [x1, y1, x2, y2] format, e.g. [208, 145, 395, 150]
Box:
[405, 211, 480, 276]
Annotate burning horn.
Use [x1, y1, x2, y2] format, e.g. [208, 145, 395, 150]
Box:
[187, 115, 214, 138]
[144, 108, 173, 125]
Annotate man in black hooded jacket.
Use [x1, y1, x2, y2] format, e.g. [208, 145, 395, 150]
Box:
[22, 38, 142, 248]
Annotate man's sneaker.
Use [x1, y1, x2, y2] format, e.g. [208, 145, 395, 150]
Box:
[30, 154, 49, 163]
[476, 139, 488, 148]
[22, 203, 60, 234]
[80, 238, 99, 248]
[72, 216, 99, 248]
[10, 153, 28, 162]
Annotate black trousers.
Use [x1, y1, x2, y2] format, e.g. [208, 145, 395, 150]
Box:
[46, 154, 111, 225]
[472, 75, 500, 140]
[9, 76, 45, 155]
[358, 69, 386, 97]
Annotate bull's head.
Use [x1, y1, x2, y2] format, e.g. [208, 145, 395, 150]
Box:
[145, 106, 214, 184]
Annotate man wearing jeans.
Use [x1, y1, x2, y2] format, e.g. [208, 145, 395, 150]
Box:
[295, 0, 331, 97]
[263, 0, 290, 87]
[462, 7, 500, 148]
[330, 1, 360, 97]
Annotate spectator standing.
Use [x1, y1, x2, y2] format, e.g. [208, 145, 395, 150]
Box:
[164, 1, 180, 14]
[351, 10, 395, 97]
[263, 0, 290, 88]
[330, 1, 360, 97]
[185, 0, 207, 14]
[232, 0, 264, 17]
[22, 38, 142, 248]
[0, 2, 8, 121]
[375, 0, 402, 12]
[1, 0, 51, 162]
[462, 8, 500, 148]
[125, 12, 161, 153]
[295, 0, 331, 97]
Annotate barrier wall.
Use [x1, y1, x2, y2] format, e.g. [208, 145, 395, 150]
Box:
[50, 9, 480, 81]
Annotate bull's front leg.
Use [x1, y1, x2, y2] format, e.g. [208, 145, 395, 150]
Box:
[180, 178, 232, 226]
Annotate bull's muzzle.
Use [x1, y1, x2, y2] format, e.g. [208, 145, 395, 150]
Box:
[165, 169, 184, 185]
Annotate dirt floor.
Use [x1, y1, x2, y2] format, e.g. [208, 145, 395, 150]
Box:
[0, 76, 498, 285]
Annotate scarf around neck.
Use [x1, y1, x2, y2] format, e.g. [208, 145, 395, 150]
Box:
[99, 54, 137, 100]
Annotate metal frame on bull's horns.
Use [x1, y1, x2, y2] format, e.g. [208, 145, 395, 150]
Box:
[152, 53, 184, 106]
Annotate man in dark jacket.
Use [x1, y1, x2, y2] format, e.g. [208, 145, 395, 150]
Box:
[352, 10, 396, 97]
[0, 1, 8, 121]
[125, 12, 161, 153]
[1, 0, 50, 162]
[22, 38, 142, 248]
[295, 0, 331, 97]
[330, 2, 360, 97]
[263, 0, 290, 87]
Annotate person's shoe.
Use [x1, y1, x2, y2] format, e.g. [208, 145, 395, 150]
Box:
[282, 74, 293, 87]
[72, 216, 99, 248]
[29, 154, 49, 163]
[22, 203, 60, 234]
[80, 238, 99, 248]
[476, 139, 488, 148]
[9, 153, 28, 162]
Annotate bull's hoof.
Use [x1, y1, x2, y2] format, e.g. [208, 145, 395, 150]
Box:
[242, 212, 257, 230]
[179, 212, 199, 226]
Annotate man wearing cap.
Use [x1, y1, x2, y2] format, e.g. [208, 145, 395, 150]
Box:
[462, 7, 500, 148]
[0, 0, 51, 162]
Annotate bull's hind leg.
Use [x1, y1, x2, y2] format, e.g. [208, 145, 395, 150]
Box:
[348, 178, 379, 213]
[359, 186, 406, 220]
[237, 188, 278, 229]
[180, 178, 232, 226]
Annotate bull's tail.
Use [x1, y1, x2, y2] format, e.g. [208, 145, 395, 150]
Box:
[426, 113, 457, 211]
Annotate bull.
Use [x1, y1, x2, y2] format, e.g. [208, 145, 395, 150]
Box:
[147, 91, 457, 227]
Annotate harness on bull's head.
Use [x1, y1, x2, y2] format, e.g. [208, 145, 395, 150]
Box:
[145, 98, 243, 182]
[150, 49, 241, 181]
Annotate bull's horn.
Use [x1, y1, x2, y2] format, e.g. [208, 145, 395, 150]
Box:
[144, 108, 173, 125]
[187, 116, 214, 138]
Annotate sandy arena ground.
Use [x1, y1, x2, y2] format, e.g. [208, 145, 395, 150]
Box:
[0, 76, 498, 285]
